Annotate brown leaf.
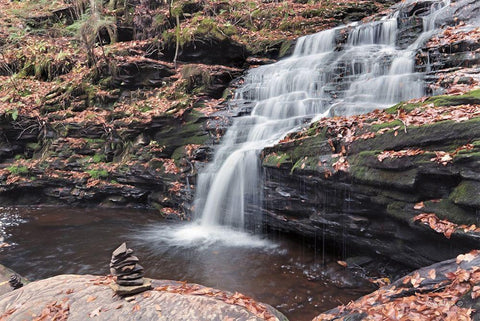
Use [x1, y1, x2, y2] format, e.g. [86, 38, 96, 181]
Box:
[337, 260, 348, 267]
[456, 253, 476, 264]
[414, 201, 424, 210]
[428, 269, 436, 280]
[132, 304, 141, 312]
[410, 272, 425, 288]
[472, 286, 480, 299]
[86, 296, 96, 303]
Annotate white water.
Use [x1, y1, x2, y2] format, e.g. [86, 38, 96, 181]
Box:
[173, 0, 452, 246]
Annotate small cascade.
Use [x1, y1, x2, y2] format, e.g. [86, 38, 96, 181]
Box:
[191, 0, 451, 237]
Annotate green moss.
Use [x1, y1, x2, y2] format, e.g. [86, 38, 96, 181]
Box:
[87, 169, 109, 179]
[7, 165, 29, 175]
[386, 201, 410, 221]
[263, 152, 292, 168]
[424, 198, 476, 225]
[385, 89, 480, 115]
[90, 154, 106, 163]
[427, 89, 480, 107]
[26, 143, 42, 152]
[384, 101, 423, 114]
[449, 180, 480, 209]
[370, 119, 404, 131]
[350, 166, 418, 189]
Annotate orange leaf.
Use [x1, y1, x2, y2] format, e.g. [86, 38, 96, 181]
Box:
[132, 304, 141, 312]
[86, 296, 96, 303]
[414, 201, 424, 210]
[337, 260, 348, 267]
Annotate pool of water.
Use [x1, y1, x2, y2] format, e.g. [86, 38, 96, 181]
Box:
[0, 207, 374, 321]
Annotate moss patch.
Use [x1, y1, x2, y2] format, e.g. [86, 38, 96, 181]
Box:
[449, 180, 480, 209]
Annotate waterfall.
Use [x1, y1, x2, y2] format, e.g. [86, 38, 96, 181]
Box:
[190, 0, 451, 236]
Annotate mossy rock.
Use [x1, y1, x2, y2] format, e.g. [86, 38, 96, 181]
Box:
[422, 198, 476, 225]
[262, 152, 292, 169]
[385, 89, 480, 114]
[350, 166, 418, 190]
[427, 89, 480, 107]
[350, 117, 480, 154]
[450, 180, 480, 210]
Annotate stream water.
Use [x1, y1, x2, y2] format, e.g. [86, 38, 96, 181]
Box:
[0, 207, 376, 321]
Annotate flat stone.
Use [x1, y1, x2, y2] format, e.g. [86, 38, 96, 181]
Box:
[110, 256, 139, 268]
[110, 278, 152, 296]
[117, 272, 144, 280]
[116, 264, 143, 275]
[112, 243, 128, 257]
[117, 278, 143, 286]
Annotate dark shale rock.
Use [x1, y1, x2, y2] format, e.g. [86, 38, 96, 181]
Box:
[260, 115, 480, 268]
[113, 59, 175, 88]
[163, 36, 248, 68]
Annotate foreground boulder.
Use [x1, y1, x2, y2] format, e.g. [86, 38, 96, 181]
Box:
[0, 274, 287, 321]
[313, 250, 480, 320]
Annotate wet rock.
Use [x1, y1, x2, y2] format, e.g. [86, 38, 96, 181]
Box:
[314, 250, 480, 320]
[260, 114, 480, 268]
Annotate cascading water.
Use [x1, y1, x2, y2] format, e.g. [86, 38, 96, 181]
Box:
[182, 0, 451, 243]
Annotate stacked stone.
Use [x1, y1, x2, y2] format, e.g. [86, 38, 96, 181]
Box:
[110, 243, 144, 286]
[9, 274, 23, 290]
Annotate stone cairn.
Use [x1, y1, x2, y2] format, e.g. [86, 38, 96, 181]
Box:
[9, 274, 23, 290]
[110, 242, 151, 295]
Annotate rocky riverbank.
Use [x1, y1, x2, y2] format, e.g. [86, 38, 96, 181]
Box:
[0, 273, 287, 321]
[0, 249, 478, 320]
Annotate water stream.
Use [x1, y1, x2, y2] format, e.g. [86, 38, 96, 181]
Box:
[192, 0, 451, 235]
[0, 207, 378, 321]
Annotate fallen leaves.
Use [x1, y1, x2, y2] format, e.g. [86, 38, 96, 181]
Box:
[154, 283, 278, 321]
[315, 250, 480, 321]
[413, 213, 457, 239]
[86, 296, 97, 303]
[430, 144, 474, 166]
[414, 201, 425, 210]
[337, 260, 348, 267]
[456, 253, 476, 264]
[413, 213, 480, 239]
[132, 304, 141, 312]
[377, 149, 425, 162]
[407, 272, 425, 288]
[33, 300, 69, 321]
[332, 156, 349, 172]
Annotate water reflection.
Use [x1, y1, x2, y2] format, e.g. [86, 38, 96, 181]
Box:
[0, 207, 371, 321]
